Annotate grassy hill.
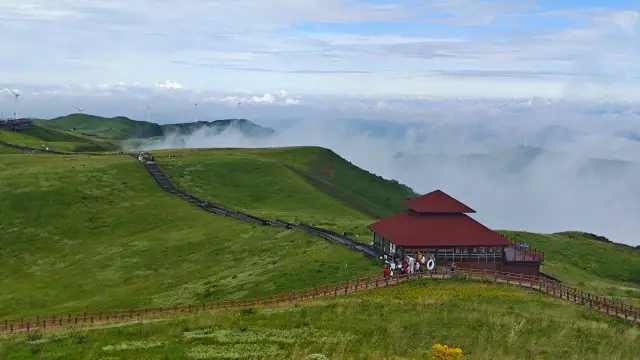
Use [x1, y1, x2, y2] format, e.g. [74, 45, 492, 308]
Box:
[0, 153, 378, 319]
[501, 230, 640, 305]
[1, 280, 638, 360]
[35, 114, 162, 140]
[37, 114, 274, 141]
[0, 125, 118, 152]
[155, 147, 417, 237]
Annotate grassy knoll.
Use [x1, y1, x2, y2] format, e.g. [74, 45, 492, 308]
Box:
[501, 230, 640, 306]
[35, 114, 161, 140]
[0, 126, 118, 152]
[36, 114, 273, 141]
[155, 147, 416, 237]
[0, 154, 377, 319]
[1, 280, 637, 360]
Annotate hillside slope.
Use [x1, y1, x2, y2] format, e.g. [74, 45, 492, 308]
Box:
[0, 154, 377, 318]
[1, 280, 638, 360]
[501, 230, 640, 305]
[0, 125, 118, 152]
[37, 114, 274, 141]
[156, 147, 417, 237]
[35, 114, 162, 140]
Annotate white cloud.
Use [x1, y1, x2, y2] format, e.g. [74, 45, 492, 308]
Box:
[155, 80, 184, 89]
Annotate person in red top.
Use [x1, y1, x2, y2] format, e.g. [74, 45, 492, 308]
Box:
[383, 267, 389, 278]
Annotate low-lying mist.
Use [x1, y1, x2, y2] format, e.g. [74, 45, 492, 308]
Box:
[135, 113, 640, 246]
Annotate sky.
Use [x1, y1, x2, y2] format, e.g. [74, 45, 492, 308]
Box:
[0, 0, 639, 98]
[1, 1, 640, 245]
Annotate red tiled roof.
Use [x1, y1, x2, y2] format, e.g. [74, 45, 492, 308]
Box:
[402, 189, 475, 213]
[367, 211, 511, 247]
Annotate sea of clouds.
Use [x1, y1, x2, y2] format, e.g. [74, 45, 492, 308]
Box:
[137, 99, 640, 246]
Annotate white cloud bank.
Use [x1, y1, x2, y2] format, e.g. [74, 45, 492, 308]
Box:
[128, 98, 640, 247]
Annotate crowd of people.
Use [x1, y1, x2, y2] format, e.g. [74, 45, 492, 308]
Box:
[136, 151, 155, 162]
[381, 251, 439, 277]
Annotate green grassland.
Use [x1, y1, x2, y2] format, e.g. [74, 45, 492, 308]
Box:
[0, 126, 118, 152]
[1, 145, 639, 359]
[0, 154, 378, 319]
[501, 231, 640, 306]
[35, 114, 273, 141]
[35, 114, 161, 141]
[1, 280, 638, 360]
[156, 147, 416, 237]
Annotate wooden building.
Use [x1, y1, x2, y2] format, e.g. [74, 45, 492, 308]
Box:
[368, 190, 543, 275]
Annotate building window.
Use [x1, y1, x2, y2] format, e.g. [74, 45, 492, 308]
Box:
[470, 246, 503, 262]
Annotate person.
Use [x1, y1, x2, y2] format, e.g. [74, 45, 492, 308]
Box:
[383, 267, 389, 278]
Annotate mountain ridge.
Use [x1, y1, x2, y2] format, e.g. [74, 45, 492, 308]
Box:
[36, 113, 274, 140]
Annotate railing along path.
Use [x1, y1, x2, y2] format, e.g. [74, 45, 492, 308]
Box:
[2, 268, 638, 334]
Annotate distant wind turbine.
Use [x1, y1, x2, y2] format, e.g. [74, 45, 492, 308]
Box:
[146, 101, 151, 122]
[72, 105, 84, 114]
[10, 89, 19, 119]
[194, 102, 199, 122]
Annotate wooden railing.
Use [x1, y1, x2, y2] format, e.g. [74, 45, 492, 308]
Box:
[2, 268, 637, 333]
[499, 233, 544, 262]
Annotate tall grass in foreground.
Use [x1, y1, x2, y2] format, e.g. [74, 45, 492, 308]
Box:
[1, 280, 637, 359]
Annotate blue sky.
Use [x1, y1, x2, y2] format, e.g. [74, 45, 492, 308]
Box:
[0, 0, 638, 99]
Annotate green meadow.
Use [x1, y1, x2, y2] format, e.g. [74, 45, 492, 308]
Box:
[1, 280, 637, 360]
[0, 131, 638, 359]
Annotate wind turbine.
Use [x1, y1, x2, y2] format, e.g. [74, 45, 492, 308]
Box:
[145, 101, 151, 122]
[194, 102, 199, 122]
[10, 89, 19, 119]
[72, 105, 84, 114]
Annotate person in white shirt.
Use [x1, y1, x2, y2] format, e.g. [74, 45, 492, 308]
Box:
[408, 257, 415, 274]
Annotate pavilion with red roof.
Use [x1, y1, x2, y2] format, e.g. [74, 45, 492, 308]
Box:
[368, 190, 544, 275]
